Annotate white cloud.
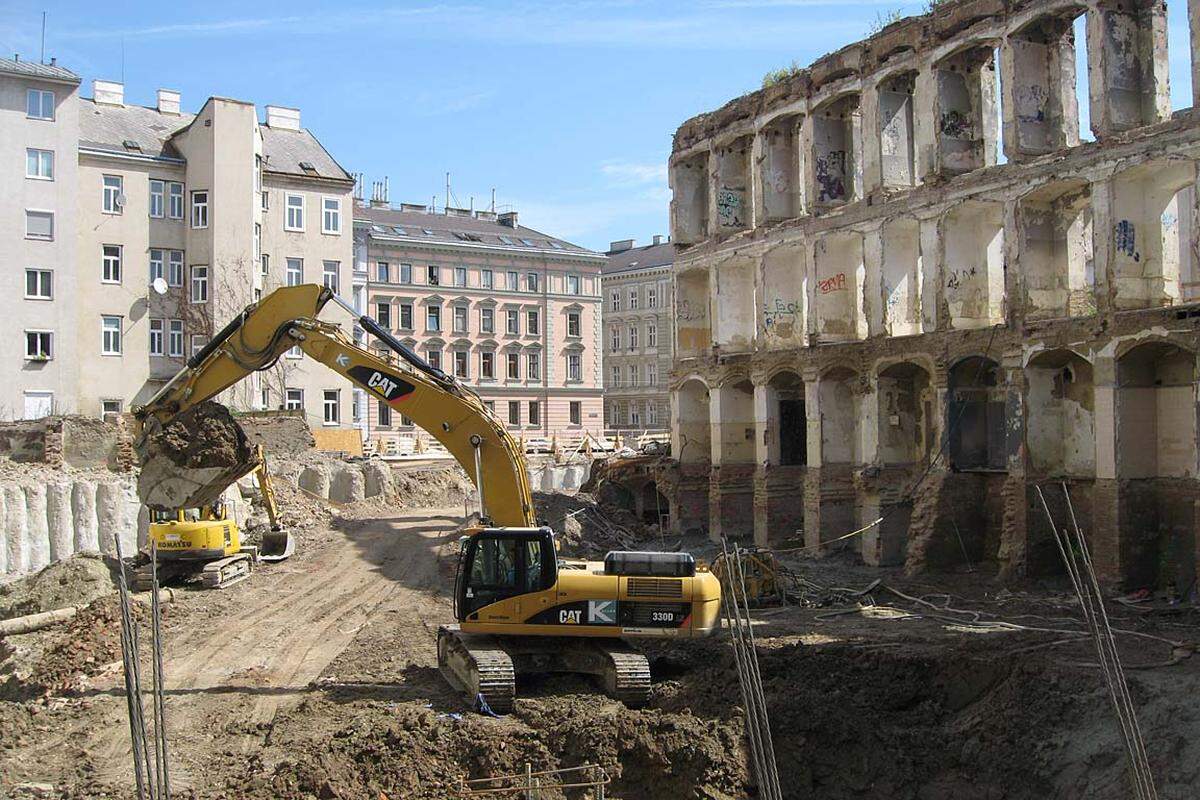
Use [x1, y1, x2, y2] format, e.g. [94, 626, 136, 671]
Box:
[601, 161, 668, 186]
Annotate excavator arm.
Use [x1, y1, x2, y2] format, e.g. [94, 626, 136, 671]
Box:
[134, 284, 535, 527]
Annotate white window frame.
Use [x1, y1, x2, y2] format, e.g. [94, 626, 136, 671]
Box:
[149, 318, 165, 356]
[611, 326, 621, 352]
[567, 311, 581, 338]
[648, 323, 658, 347]
[399, 303, 413, 330]
[25, 148, 53, 180]
[378, 399, 392, 427]
[527, 310, 540, 336]
[628, 365, 637, 386]
[505, 309, 519, 335]
[25, 209, 54, 240]
[376, 302, 391, 329]
[610, 289, 621, 311]
[527, 272, 539, 293]
[24, 329, 53, 360]
[149, 179, 165, 217]
[629, 288, 639, 310]
[400, 263, 413, 284]
[190, 334, 208, 357]
[149, 249, 164, 283]
[168, 251, 184, 287]
[102, 244, 122, 284]
[453, 305, 468, 334]
[567, 352, 581, 382]
[101, 316, 122, 355]
[481, 269, 493, 289]
[25, 268, 52, 300]
[648, 286, 658, 308]
[168, 320, 184, 357]
[610, 365, 620, 387]
[527, 351, 541, 381]
[190, 265, 209, 304]
[647, 363, 658, 386]
[285, 194, 305, 231]
[507, 270, 519, 291]
[323, 390, 340, 425]
[101, 399, 122, 416]
[629, 325, 638, 348]
[506, 352, 520, 380]
[454, 350, 469, 379]
[454, 267, 467, 287]
[286, 258, 303, 286]
[191, 190, 208, 229]
[27, 89, 54, 120]
[480, 350, 495, 379]
[528, 400, 541, 426]
[427, 305, 442, 332]
[508, 401, 520, 426]
[480, 307, 494, 334]
[377, 261, 390, 283]
[321, 197, 341, 234]
[103, 175, 123, 214]
[649, 402, 659, 425]
[567, 274, 580, 295]
[427, 265, 439, 286]
[426, 349, 442, 370]
[168, 182, 184, 220]
[285, 388, 304, 411]
[570, 401, 582, 426]
[322, 260, 339, 292]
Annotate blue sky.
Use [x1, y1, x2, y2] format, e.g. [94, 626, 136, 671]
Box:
[1, 1, 1195, 251]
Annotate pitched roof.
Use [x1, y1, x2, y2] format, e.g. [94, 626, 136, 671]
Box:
[78, 99, 193, 159]
[260, 124, 352, 182]
[356, 205, 597, 256]
[603, 241, 674, 274]
[0, 57, 80, 84]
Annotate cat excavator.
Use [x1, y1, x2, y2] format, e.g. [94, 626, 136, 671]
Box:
[132, 284, 721, 712]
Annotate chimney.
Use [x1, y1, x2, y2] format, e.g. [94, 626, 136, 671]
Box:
[264, 105, 301, 131]
[652, 234, 665, 245]
[609, 239, 635, 253]
[498, 211, 519, 228]
[156, 88, 181, 115]
[93, 79, 124, 106]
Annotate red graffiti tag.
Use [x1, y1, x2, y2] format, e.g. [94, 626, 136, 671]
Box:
[818, 273, 847, 294]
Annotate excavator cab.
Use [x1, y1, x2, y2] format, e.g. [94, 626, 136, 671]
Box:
[454, 528, 557, 620]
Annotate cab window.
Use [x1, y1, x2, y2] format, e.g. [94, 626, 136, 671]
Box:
[525, 539, 544, 591]
[471, 537, 519, 589]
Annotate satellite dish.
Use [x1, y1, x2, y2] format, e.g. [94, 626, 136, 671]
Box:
[150, 277, 168, 295]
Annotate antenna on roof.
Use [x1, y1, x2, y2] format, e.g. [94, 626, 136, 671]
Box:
[445, 172, 450, 215]
[491, 188, 496, 213]
[40, 11, 46, 64]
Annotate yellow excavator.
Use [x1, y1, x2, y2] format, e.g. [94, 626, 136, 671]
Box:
[132, 444, 291, 591]
[132, 284, 721, 711]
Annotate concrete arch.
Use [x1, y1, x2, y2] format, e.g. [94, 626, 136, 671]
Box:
[948, 355, 1005, 471]
[877, 361, 935, 466]
[1027, 348, 1096, 476]
[1113, 335, 1196, 363]
[673, 377, 712, 466]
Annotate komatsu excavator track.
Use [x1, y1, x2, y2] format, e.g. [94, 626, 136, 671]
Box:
[132, 552, 254, 592]
[437, 626, 652, 712]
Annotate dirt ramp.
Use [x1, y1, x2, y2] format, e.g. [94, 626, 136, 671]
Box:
[137, 401, 255, 511]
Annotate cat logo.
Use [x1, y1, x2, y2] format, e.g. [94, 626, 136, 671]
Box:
[366, 370, 400, 399]
[559, 609, 582, 624]
[347, 365, 415, 403]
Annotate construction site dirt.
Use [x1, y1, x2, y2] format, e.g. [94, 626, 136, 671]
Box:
[2, 465, 1198, 800]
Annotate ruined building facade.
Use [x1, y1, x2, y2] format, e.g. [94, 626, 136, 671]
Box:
[667, 0, 1200, 590]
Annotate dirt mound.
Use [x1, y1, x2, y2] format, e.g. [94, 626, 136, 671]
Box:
[239, 413, 316, 459]
[534, 492, 639, 557]
[137, 401, 255, 510]
[0, 553, 116, 621]
[391, 465, 473, 509]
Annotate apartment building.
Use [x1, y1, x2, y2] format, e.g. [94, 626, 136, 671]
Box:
[353, 204, 605, 446]
[602, 236, 674, 431]
[2, 57, 356, 425]
[668, 0, 1200, 592]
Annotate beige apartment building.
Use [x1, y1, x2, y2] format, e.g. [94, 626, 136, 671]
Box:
[353, 204, 605, 447]
[602, 237, 674, 432]
[1, 57, 356, 425]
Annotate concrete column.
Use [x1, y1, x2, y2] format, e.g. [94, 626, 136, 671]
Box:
[863, 223, 885, 337]
[860, 79, 882, 195]
[754, 382, 776, 465]
[706, 144, 720, 238]
[912, 58, 938, 184]
[748, 131, 764, 230]
[1090, 176, 1116, 314]
[850, 99, 865, 202]
[799, 114, 818, 217]
[918, 212, 943, 333]
[859, 373, 880, 469]
[1001, 199, 1023, 328]
[1086, 3, 1171, 137]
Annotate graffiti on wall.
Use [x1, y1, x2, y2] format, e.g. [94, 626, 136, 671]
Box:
[818, 273, 847, 294]
[815, 151, 847, 202]
[763, 298, 801, 334]
[716, 188, 745, 228]
[1115, 220, 1140, 262]
[679, 299, 708, 322]
[940, 109, 973, 139]
[945, 266, 978, 291]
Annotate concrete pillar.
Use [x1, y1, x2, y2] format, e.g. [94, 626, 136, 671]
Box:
[912, 58, 938, 184]
[709, 383, 756, 541]
[26, 484, 50, 572]
[863, 223, 885, 337]
[1086, 3, 1172, 138]
[918, 212, 943, 333]
[1090, 176, 1116, 314]
[1091, 353, 1121, 581]
[5, 485, 27, 574]
[706, 144, 720, 238]
[860, 78, 882, 195]
[754, 382, 776, 465]
[71, 480, 99, 553]
[799, 114, 818, 215]
[859, 373, 880, 469]
[46, 482, 74, 564]
[1002, 199, 1022, 328]
[748, 131, 763, 230]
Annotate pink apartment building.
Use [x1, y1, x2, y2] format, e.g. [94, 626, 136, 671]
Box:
[352, 202, 606, 447]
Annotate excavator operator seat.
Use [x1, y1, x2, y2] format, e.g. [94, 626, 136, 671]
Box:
[456, 527, 558, 620]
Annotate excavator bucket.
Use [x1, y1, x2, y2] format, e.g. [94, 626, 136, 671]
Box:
[259, 527, 295, 562]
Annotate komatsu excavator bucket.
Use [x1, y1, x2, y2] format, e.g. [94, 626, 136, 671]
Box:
[259, 527, 295, 562]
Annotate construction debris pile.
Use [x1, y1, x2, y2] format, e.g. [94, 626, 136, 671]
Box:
[136, 401, 256, 511]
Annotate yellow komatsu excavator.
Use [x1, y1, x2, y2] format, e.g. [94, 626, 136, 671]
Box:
[133, 284, 721, 712]
[132, 445, 291, 591]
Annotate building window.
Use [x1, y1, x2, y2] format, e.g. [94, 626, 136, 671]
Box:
[191, 191, 208, 228]
[101, 316, 122, 355]
[528, 401, 540, 426]
[610, 289, 621, 311]
[631, 404, 641, 427]
[570, 401, 581, 426]
[261, 190, 269, 212]
[378, 400, 392, 427]
[322, 260, 339, 292]
[168, 183, 184, 219]
[168, 320, 184, 357]
[481, 351, 495, 379]
[527, 352, 541, 381]
[629, 325, 638, 348]
[25, 269, 52, 299]
[191, 334, 208, 356]
[427, 305, 441, 331]
[101, 399, 122, 416]
[506, 352, 520, 379]
[25, 330, 52, 360]
[149, 249, 164, 283]
[322, 197, 341, 234]
[26, 149, 53, 180]
[647, 323, 657, 348]
[426, 349, 442, 370]
[169, 251, 184, 287]
[507, 271, 519, 291]
[454, 267, 467, 287]
[26, 89, 54, 120]
[505, 309, 519, 335]
[628, 288, 639, 310]
[484, 400, 496, 415]
[377, 302, 391, 328]
[453, 305, 468, 334]
[454, 350, 468, 378]
[480, 307, 494, 334]
[427, 265, 439, 286]
[508, 401, 520, 426]
[527, 310, 540, 336]
[610, 326, 621, 352]
[610, 365, 620, 387]
[285, 194, 304, 231]
[648, 286, 658, 308]
[482, 269, 493, 289]
[567, 274, 580, 295]
[285, 388, 303, 411]
[286, 258, 303, 286]
[102, 245, 122, 283]
[567, 311, 581, 338]
[25, 210, 53, 240]
[149, 179, 164, 217]
[567, 352, 581, 381]
[527, 272, 539, 293]
[377, 261, 390, 283]
[628, 365, 637, 386]
[260, 253, 269, 284]
[191, 265, 209, 303]
[399, 303, 413, 330]
[149, 319, 165, 356]
[400, 263, 412, 284]
[254, 223, 261, 260]
[323, 390, 340, 424]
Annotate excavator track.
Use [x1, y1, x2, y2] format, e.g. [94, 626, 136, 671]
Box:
[601, 644, 652, 708]
[132, 553, 253, 591]
[438, 626, 515, 714]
